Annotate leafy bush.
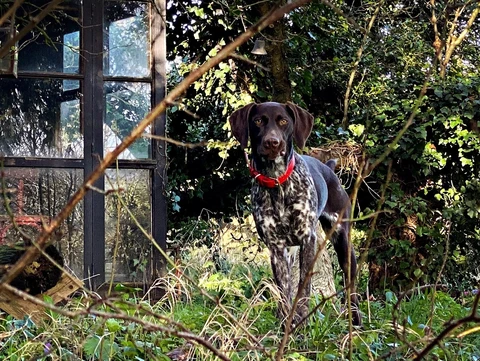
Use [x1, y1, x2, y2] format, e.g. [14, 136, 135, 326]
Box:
[164, 1, 480, 294]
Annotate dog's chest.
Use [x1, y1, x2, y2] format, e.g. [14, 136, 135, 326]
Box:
[251, 162, 318, 247]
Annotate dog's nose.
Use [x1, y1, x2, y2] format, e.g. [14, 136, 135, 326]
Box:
[265, 137, 280, 149]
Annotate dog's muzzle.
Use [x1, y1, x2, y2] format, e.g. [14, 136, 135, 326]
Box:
[259, 136, 286, 160]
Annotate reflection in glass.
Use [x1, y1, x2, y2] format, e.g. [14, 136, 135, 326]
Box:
[104, 82, 151, 159]
[104, 169, 152, 282]
[104, 2, 150, 77]
[13, 0, 81, 73]
[0, 25, 18, 75]
[0, 168, 84, 277]
[63, 32, 80, 74]
[0, 78, 82, 158]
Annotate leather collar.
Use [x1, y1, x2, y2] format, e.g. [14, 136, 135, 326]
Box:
[248, 155, 296, 188]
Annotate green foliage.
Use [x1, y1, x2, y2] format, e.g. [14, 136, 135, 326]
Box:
[164, 0, 480, 292]
[360, 75, 480, 290]
[1, 257, 480, 360]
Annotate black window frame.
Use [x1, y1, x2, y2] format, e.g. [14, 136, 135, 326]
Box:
[0, 0, 167, 289]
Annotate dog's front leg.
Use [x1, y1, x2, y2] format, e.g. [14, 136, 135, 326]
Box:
[296, 231, 316, 325]
[270, 245, 292, 323]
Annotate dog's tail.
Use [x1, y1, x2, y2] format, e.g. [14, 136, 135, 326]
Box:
[325, 159, 338, 171]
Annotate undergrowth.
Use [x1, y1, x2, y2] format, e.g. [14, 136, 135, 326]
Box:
[1, 246, 479, 361]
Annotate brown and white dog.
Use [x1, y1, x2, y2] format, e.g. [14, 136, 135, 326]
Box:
[229, 102, 361, 327]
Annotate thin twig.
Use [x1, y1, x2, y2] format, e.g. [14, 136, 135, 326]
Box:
[319, 0, 367, 35]
[367, 54, 438, 173]
[413, 290, 480, 360]
[342, 0, 384, 128]
[428, 221, 451, 329]
[0, 0, 64, 59]
[356, 160, 392, 272]
[277, 205, 354, 360]
[229, 52, 271, 71]
[0, 0, 25, 28]
[0, 283, 233, 361]
[143, 134, 207, 148]
[106, 187, 267, 352]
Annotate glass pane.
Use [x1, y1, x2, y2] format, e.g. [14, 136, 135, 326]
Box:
[0, 168, 84, 278]
[104, 81, 151, 159]
[0, 78, 82, 158]
[104, 1, 150, 77]
[104, 169, 152, 283]
[12, 0, 81, 73]
[0, 26, 18, 75]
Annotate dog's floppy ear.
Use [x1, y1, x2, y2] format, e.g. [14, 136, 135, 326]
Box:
[286, 102, 314, 150]
[228, 103, 256, 149]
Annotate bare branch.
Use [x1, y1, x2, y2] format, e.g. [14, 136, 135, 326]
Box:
[413, 290, 480, 360]
[440, 2, 480, 77]
[319, 0, 367, 35]
[0, 0, 25, 28]
[143, 134, 207, 148]
[229, 52, 271, 71]
[0, 0, 64, 59]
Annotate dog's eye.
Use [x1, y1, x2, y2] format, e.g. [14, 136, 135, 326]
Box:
[279, 119, 288, 126]
[253, 118, 262, 126]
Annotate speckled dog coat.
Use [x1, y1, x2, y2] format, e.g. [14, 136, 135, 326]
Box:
[229, 102, 361, 327]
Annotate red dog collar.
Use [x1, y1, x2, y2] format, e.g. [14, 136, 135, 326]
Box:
[248, 156, 296, 188]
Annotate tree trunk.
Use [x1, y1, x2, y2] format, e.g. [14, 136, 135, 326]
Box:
[258, 1, 292, 103]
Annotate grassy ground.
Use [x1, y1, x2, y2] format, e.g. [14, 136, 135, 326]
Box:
[1, 244, 479, 360]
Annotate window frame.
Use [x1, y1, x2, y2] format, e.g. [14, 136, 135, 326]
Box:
[0, 0, 167, 289]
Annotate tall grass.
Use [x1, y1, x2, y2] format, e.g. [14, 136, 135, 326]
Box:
[1, 240, 479, 360]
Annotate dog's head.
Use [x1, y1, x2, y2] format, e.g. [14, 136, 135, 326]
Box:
[228, 102, 314, 160]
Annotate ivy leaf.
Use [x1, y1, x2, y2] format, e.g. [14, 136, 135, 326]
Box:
[413, 268, 423, 278]
[84, 335, 101, 357]
[349, 124, 365, 137]
[192, 7, 205, 17]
